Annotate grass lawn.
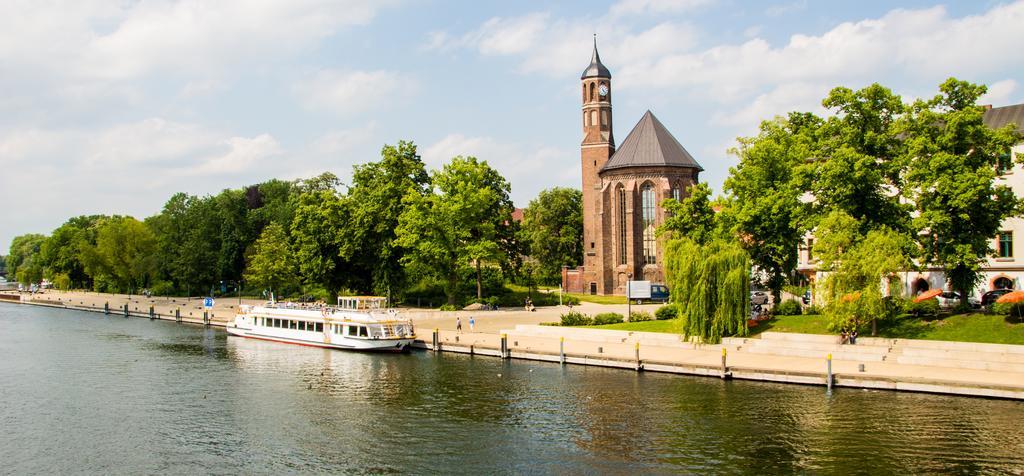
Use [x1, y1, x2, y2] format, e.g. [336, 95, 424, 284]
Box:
[581, 312, 1024, 345]
[589, 319, 683, 332]
[565, 293, 627, 305]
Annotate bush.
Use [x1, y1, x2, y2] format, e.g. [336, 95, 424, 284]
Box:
[655, 305, 679, 320]
[991, 301, 1024, 321]
[560, 311, 593, 326]
[629, 311, 653, 322]
[592, 312, 624, 325]
[805, 305, 822, 316]
[485, 296, 500, 307]
[439, 304, 458, 311]
[562, 294, 581, 306]
[905, 298, 940, 318]
[775, 299, 802, 316]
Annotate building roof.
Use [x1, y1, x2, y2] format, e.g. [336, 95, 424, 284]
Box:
[600, 110, 703, 173]
[580, 38, 611, 79]
[984, 103, 1024, 134]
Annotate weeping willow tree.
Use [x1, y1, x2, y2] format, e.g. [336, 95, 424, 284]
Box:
[665, 238, 751, 344]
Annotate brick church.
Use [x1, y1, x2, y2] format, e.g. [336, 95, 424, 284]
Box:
[562, 40, 704, 295]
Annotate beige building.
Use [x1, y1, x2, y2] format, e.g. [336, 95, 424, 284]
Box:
[798, 103, 1024, 301]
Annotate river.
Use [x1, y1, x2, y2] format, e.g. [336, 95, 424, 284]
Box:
[1, 304, 1023, 474]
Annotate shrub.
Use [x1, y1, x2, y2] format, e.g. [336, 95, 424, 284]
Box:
[592, 312, 624, 325]
[485, 296, 500, 307]
[439, 304, 458, 312]
[562, 294, 581, 306]
[560, 311, 593, 326]
[991, 302, 1024, 321]
[805, 305, 822, 316]
[905, 299, 940, 318]
[655, 305, 679, 320]
[629, 311, 653, 322]
[775, 299, 802, 316]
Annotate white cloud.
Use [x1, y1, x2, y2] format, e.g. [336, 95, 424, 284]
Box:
[0, 0, 398, 82]
[610, 0, 714, 16]
[189, 135, 283, 175]
[765, 0, 808, 18]
[711, 82, 830, 130]
[422, 134, 575, 205]
[979, 79, 1018, 107]
[295, 69, 410, 115]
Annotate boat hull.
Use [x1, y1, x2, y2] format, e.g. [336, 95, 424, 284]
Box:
[226, 325, 412, 352]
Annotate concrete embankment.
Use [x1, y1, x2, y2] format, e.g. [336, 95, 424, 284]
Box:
[6, 291, 1024, 399]
[413, 326, 1024, 400]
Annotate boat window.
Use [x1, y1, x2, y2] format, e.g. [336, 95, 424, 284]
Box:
[315, 323, 323, 332]
[301, 321, 308, 331]
[359, 326, 368, 337]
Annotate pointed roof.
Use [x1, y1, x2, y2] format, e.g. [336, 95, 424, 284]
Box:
[600, 111, 703, 172]
[580, 36, 611, 79]
[984, 103, 1024, 134]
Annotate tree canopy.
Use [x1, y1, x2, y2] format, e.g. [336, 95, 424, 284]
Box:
[520, 187, 583, 285]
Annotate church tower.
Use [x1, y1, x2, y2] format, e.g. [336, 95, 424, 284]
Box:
[580, 37, 614, 295]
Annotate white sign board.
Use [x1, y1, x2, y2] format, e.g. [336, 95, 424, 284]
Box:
[627, 280, 652, 299]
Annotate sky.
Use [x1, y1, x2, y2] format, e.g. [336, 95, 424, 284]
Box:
[2, 0, 1024, 250]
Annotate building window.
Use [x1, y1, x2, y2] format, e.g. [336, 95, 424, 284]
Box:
[618, 187, 627, 265]
[641, 183, 656, 265]
[589, 83, 595, 101]
[591, 110, 597, 127]
[995, 276, 1014, 290]
[601, 110, 608, 126]
[584, 111, 588, 127]
[999, 231, 1013, 258]
[672, 186, 681, 201]
[997, 151, 1013, 175]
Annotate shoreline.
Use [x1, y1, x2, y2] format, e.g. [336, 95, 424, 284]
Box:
[5, 291, 1024, 401]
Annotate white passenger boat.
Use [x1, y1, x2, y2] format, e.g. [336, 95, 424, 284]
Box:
[227, 296, 415, 352]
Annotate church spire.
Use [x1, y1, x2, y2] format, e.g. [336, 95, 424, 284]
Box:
[581, 35, 611, 79]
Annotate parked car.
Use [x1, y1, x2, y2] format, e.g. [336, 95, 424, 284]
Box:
[636, 285, 670, 304]
[981, 289, 1014, 307]
[751, 291, 770, 305]
[935, 291, 981, 309]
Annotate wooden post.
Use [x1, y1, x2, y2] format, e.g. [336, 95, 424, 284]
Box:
[500, 334, 508, 359]
[721, 347, 728, 378]
[559, 337, 565, 365]
[104, 302, 109, 315]
[149, 306, 155, 319]
[635, 341, 641, 371]
[123, 304, 129, 317]
[432, 328, 439, 351]
[176, 308, 181, 322]
[827, 353, 833, 395]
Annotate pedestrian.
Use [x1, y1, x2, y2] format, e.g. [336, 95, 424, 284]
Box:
[469, 316, 475, 331]
[840, 329, 848, 345]
[850, 329, 858, 345]
[456, 316, 462, 333]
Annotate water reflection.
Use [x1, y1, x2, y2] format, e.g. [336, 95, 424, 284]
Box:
[2, 305, 1024, 474]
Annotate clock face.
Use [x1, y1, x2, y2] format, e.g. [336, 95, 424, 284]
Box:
[598, 84, 609, 97]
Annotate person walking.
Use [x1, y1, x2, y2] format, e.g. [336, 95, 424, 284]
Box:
[850, 329, 858, 345]
[456, 316, 462, 333]
[469, 316, 475, 331]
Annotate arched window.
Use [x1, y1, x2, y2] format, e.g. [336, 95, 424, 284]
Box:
[912, 278, 929, 295]
[591, 110, 597, 128]
[601, 110, 608, 126]
[672, 183, 681, 201]
[584, 111, 589, 127]
[583, 84, 587, 102]
[618, 186, 627, 265]
[995, 277, 1014, 290]
[641, 183, 656, 265]
[589, 83, 595, 101]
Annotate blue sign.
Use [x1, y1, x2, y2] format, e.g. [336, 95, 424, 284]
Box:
[203, 297, 214, 309]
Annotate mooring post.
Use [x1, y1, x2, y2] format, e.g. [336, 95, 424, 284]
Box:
[203, 311, 209, 326]
[560, 337, 565, 366]
[175, 308, 181, 322]
[104, 302, 109, 315]
[149, 306, 155, 320]
[123, 304, 129, 317]
[432, 328, 439, 351]
[827, 353, 833, 395]
[721, 347, 728, 378]
[500, 333, 508, 359]
[635, 342, 642, 371]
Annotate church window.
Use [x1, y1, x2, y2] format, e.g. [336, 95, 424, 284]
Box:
[591, 111, 597, 128]
[601, 110, 608, 126]
[672, 186, 681, 201]
[584, 111, 589, 127]
[589, 83, 595, 101]
[618, 187, 627, 265]
[641, 183, 657, 265]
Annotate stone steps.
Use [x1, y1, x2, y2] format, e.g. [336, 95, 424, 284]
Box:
[894, 346, 1024, 364]
[893, 355, 1024, 373]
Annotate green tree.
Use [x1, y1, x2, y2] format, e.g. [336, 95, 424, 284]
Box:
[726, 114, 815, 301]
[815, 212, 912, 336]
[291, 188, 351, 295]
[341, 141, 431, 299]
[8, 234, 47, 285]
[147, 193, 219, 295]
[659, 183, 716, 245]
[663, 238, 750, 344]
[520, 187, 583, 285]
[396, 156, 515, 305]
[243, 222, 296, 299]
[803, 84, 910, 234]
[38, 215, 103, 289]
[903, 78, 1023, 306]
[81, 217, 158, 294]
